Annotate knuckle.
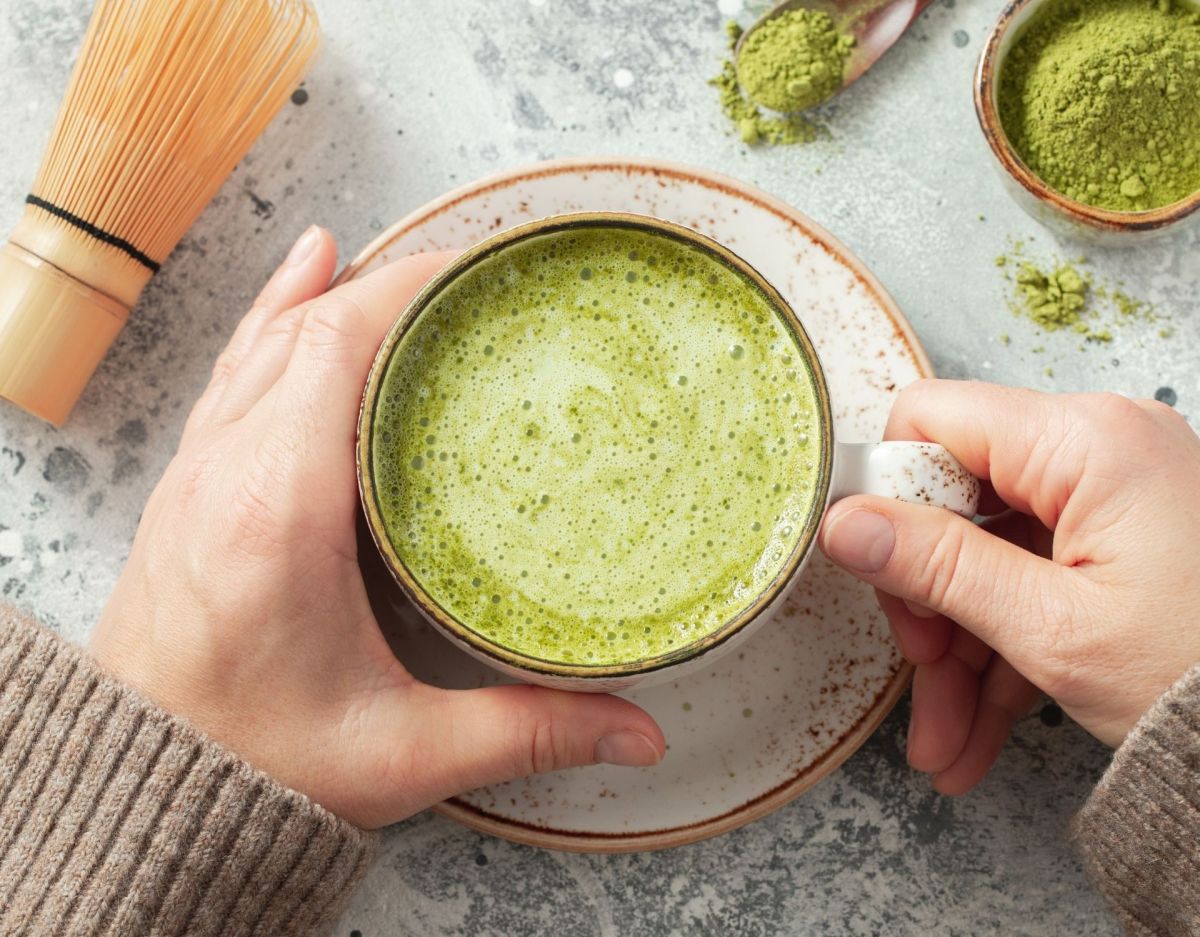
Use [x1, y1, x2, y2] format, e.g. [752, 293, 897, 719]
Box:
[1053, 394, 1148, 485]
[529, 719, 560, 775]
[1078, 392, 1145, 432]
[1017, 406, 1089, 513]
[173, 449, 219, 515]
[261, 305, 307, 344]
[209, 350, 238, 386]
[301, 296, 369, 349]
[911, 520, 969, 610]
[1140, 398, 1189, 432]
[510, 701, 571, 776]
[207, 305, 275, 385]
[899, 377, 938, 401]
[892, 378, 938, 419]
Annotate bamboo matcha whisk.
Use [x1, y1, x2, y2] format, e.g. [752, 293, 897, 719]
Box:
[0, 0, 319, 426]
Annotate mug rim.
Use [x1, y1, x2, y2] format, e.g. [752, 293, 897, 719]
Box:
[356, 211, 835, 680]
[974, 0, 1200, 235]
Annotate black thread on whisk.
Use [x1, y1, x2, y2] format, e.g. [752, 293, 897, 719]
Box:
[25, 194, 161, 273]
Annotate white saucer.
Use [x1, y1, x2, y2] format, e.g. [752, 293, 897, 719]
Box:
[343, 158, 928, 852]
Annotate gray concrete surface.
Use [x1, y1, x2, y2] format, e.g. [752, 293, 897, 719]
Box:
[2, 0, 1197, 934]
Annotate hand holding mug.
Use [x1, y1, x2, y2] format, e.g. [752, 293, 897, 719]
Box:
[91, 221, 1188, 823]
[820, 381, 1200, 794]
[90, 227, 665, 830]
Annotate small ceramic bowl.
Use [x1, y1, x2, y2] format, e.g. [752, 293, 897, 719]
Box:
[975, 0, 1200, 244]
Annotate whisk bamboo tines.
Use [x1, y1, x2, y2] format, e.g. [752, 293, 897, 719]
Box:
[0, 0, 319, 426]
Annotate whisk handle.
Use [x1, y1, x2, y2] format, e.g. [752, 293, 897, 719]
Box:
[0, 242, 128, 426]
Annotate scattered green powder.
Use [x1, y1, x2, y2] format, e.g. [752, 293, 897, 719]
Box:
[1012, 262, 1095, 335]
[710, 17, 845, 146]
[711, 60, 820, 145]
[736, 10, 855, 113]
[998, 0, 1200, 212]
[998, 243, 1164, 342]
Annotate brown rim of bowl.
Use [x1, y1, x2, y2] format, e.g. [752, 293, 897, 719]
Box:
[974, 0, 1200, 235]
[357, 211, 835, 682]
[332, 157, 930, 380]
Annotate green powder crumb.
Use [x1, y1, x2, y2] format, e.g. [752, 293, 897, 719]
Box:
[711, 19, 827, 147]
[1045, 367, 1055, 378]
[998, 0, 1200, 212]
[711, 58, 821, 146]
[999, 333, 1011, 345]
[1109, 287, 1152, 320]
[997, 243, 1165, 342]
[1012, 261, 1093, 334]
[736, 10, 855, 113]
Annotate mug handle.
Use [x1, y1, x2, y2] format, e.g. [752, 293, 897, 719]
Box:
[831, 442, 981, 518]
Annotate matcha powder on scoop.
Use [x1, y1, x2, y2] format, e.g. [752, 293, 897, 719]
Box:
[737, 9, 855, 113]
[711, 13, 854, 146]
[998, 0, 1200, 212]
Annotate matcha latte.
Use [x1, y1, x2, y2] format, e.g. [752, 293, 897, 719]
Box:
[367, 222, 824, 667]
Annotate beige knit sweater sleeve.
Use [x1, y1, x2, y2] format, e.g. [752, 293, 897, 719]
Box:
[0, 605, 376, 937]
[1072, 664, 1200, 936]
[3, 603, 1199, 936]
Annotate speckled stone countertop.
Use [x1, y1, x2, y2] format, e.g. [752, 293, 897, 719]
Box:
[1, 1, 1196, 934]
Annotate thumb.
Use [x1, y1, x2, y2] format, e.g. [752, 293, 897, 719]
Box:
[819, 495, 1079, 681]
[398, 683, 664, 814]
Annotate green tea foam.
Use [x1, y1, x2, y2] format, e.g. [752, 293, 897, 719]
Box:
[370, 224, 823, 666]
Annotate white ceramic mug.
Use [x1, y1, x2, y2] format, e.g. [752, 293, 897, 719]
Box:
[358, 213, 979, 692]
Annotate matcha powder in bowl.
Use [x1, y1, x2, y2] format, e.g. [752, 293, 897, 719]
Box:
[998, 0, 1200, 213]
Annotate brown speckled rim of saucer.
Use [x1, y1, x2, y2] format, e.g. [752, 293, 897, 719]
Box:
[356, 212, 835, 682]
[975, 0, 1200, 236]
[339, 157, 922, 853]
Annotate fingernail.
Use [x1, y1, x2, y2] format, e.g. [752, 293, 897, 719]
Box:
[823, 509, 896, 573]
[595, 731, 661, 767]
[285, 225, 320, 267]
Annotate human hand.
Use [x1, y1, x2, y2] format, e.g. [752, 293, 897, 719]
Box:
[818, 380, 1200, 794]
[90, 226, 664, 829]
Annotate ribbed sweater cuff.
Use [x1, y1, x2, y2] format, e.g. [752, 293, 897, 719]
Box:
[0, 607, 376, 937]
[1071, 665, 1200, 937]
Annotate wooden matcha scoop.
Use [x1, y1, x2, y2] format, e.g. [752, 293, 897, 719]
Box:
[735, 0, 937, 108]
